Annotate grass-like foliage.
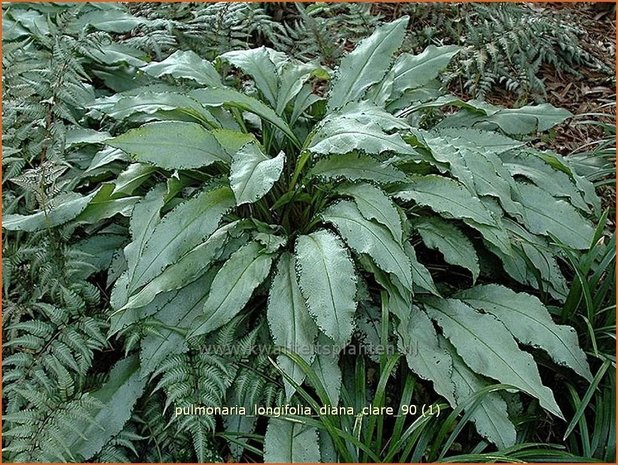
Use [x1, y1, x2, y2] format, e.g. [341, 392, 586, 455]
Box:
[2, 3, 614, 463]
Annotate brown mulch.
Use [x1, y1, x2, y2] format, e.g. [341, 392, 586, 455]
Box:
[532, 3, 615, 156]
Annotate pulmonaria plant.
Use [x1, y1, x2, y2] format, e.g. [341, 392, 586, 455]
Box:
[3, 16, 599, 461]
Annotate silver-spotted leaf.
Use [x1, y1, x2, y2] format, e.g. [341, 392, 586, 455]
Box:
[424, 297, 563, 419]
[264, 419, 320, 463]
[456, 284, 592, 381]
[321, 201, 412, 291]
[230, 144, 285, 205]
[328, 17, 408, 110]
[295, 230, 357, 346]
[188, 241, 275, 339]
[268, 252, 319, 400]
[108, 121, 230, 169]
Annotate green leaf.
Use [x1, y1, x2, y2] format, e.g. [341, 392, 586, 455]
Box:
[221, 47, 280, 107]
[440, 102, 572, 135]
[113, 163, 156, 196]
[67, 355, 147, 460]
[140, 274, 214, 378]
[456, 284, 592, 382]
[499, 219, 569, 301]
[335, 100, 410, 131]
[441, 336, 516, 449]
[359, 256, 411, 323]
[399, 306, 456, 405]
[122, 222, 245, 311]
[504, 151, 590, 213]
[295, 230, 357, 346]
[75, 9, 144, 33]
[85, 147, 128, 174]
[421, 132, 524, 218]
[394, 175, 497, 227]
[415, 217, 480, 282]
[336, 183, 403, 242]
[230, 143, 285, 205]
[308, 119, 416, 156]
[434, 128, 524, 154]
[102, 92, 220, 128]
[188, 241, 275, 339]
[291, 84, 322, 124]
[276, 60, 322, 115]
[108, 121, 230, 169]
[311, 334, 343, 406]
[75, 234, 127, 275]
[129, 185, 235, 292]
[309, 152, 408, 184]
[268, 253, 319, 400]
[517, 183, 594, 250]
[390, 45, 459, 99]
[75, 184, 139, 224]
[405, 243, 440, 296]
[142, 50, 222, 87]
[110, 288, 177, 338]
[424, 297, 563, 419]
[89, 43, 148, 67]
[189, 87, 300, 146]
[328, 17, 408, 110]
[264, 418, 321, 462]
[491, 104, 572, 134]
[466, 218, 512, 256]
[321, 201, 412, 291]
[211, 129, 257, 158]
[65, 128, 111, 148]
[122, 185, 165, 283]
[3, 190, 99, 232]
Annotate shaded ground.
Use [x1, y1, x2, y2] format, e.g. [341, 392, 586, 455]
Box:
[522, 3, 615, 156]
